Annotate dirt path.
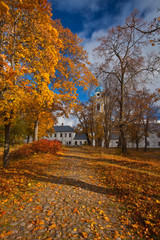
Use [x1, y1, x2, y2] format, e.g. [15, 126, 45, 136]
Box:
[0, 147, 137, 239]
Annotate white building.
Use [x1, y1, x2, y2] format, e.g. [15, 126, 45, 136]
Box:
[47, 125, 87, 146]
[109, 130, 160, 148]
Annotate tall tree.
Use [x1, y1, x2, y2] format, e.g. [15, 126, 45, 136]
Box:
[124, 89, 159, 150]
[93, 10, 158, 153]
[0, 1, 97, 167]
[0, 0, 60, 167]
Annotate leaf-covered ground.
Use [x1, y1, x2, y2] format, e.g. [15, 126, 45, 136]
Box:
[0, 146, 160, 239]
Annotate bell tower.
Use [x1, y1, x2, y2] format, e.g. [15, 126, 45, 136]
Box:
[95, 86, 104, 113]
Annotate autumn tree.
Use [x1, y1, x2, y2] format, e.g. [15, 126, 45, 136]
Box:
[23, 85, 64, 142]
[129, 9, 160, 46]
[93, 10, 159, 153]
[122, 89, 159, 150]
[73, 96, 107, 147]
[127, 91, 145, 150]
[22, 19, 97, 142]
[51, 20, 97, 117]
[0, 0, 60, 167]
[73, 101, 94, 146]
[0, 1, 97, 167]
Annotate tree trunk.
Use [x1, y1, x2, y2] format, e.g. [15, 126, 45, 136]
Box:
[86, 133, 92, 146]
[120, 127, 127, 153]
[119, 74, 127, 153]
[3, 123, 11, 168]
[104, 134, 110, 148]
[136, 139, 139, 150]
[118, 135, 121, 148]
[33, 119, 39, 142]
[144, 119, 149, 152]
[98, 138, 102, 147]
[144, 129, 148, 152]
[27, 135, 31, 144]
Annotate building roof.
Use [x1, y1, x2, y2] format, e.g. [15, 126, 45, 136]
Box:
[54, 125, 74, 133]
[74, 133, 87, 140]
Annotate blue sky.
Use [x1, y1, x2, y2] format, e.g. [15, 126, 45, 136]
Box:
[51, 0, 159, 40]
[48, 0, 160, 125]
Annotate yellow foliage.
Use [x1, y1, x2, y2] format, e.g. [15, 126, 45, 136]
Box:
[0, 0, 60, 129]
[0, 1, 9, 16]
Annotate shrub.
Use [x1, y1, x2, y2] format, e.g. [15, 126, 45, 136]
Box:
[12, 139, 62, 159]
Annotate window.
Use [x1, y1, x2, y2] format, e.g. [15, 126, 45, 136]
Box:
[55, 133, 56, 137]
[69, 133, 71, 138]
[158, 142, 160, 146]
[147, 142, 150, 146]
[65, 133, 67, 138]
[158, 133, 160, 138]
[97, 103, 100, 111]
[80, 141, 82, 145]
[69, 141, 71, 145]
[60, 133, 62, 138]
[75, 141, 77, 145]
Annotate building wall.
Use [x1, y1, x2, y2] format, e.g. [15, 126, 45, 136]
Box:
[47, 132, 76, 145]
[108, 133, 160, 148]
[74, 139, 87, 146]
[47, 132, 87, 146]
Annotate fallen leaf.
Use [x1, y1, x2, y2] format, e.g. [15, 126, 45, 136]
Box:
[103, 216, 110, 222]
[81, 232, 88, 238]
[49, 223, 56, 229]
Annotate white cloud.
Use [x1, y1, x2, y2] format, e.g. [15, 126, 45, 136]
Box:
[54, 0, 101, 12]
[79, 29, 107, 62]
[57, 115, 78, 127]
[79, 0, 160, 71]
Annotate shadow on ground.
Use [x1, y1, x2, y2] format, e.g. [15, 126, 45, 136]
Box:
[0, 149, 131, 198]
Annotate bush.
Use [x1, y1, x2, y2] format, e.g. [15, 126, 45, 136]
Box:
[12, 139, 62, 159]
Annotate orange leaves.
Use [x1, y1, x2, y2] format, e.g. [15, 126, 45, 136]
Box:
[0, 210, 6, 217]
[47, 210, 52, 216]
[35, 205, 42, 212]
[51, 19, 97, 113]
[150, 39, 155, 46]
[91, 147, 160, 238]
[33, 219, 45, 225]
[0, 0, 60, 131]
[48, 223, 56, 229]
[0, 231, 13, 238]
[73, 208, 78, 213]
[1, 0, 96, 159]
[81, 232, 88, 238]
[73, 207, 80, 215]
[12, 139, 62, 159]
[31, 219, 46, 232]
[0, 1, 9, 16]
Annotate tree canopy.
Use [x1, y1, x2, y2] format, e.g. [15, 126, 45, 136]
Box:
[0, 0, 97, 167]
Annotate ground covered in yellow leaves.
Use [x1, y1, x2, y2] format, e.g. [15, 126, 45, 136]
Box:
[0, 146, 160, 239]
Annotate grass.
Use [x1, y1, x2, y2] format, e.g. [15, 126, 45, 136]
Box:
[82, 146, 160, 239]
